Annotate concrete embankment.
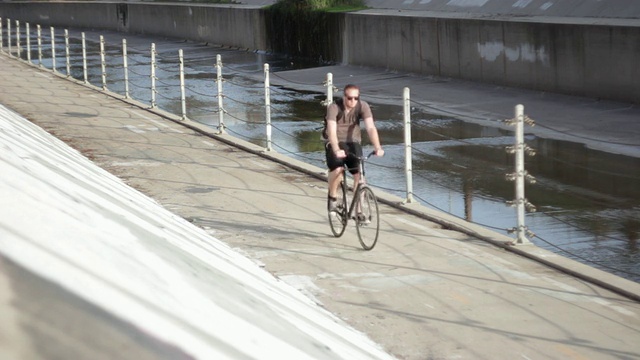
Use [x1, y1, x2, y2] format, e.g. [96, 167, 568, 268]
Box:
[1, 1, 639, 103]
[0, 102, 396, 360]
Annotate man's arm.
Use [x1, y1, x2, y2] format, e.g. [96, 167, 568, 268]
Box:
[363, 116, 384, 157]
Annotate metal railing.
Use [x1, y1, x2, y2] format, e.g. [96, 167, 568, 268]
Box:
[2, 19, 638, 280]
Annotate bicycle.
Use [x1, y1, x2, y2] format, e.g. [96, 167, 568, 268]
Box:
[327, 150, 380, 250]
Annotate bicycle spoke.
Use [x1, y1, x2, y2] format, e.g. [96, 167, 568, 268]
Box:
[355, 187, 379, 250]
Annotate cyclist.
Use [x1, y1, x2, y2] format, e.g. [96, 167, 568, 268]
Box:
[324, 84, 384, 212]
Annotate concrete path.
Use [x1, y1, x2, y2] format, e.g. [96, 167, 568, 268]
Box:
[1, 54, 640, 359]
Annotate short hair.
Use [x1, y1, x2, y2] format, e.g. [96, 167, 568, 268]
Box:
[343, 84, 360, 94]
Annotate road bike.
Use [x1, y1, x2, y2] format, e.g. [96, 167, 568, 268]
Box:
[328, 151, 380, 250]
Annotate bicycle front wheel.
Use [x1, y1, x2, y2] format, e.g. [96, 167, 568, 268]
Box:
[355, 186, 380, 250]
[328, 180, 348, 237]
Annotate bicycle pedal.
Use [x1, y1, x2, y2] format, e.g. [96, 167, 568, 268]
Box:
[355, 214, 370, 225]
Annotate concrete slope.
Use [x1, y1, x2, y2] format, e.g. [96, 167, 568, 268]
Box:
[0, 108, 395, 359]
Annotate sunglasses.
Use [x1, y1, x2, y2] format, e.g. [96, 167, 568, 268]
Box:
[346, 96, 359, 101]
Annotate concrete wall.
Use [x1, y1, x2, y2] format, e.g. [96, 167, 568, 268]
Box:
[344, 13, 640, 103]
[0, 3, 119, 30]
[124, 4, 267, 50]
[365, 0, 640, 19]
[0, 3, 267, 50]
[1, 2, 639, 103]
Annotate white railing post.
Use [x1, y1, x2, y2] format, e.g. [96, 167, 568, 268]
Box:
[26, 23, 31, 63]
[505, 104, 537, 244]
[514, 105, 528, 244]
[323, 72, 335, 148]
[7, 19, 11, 55]
[81, 32, 88, 83]
[50, 26, 56, 72]
[15, 20, 20, 58]
[216, 54, 225, 133]
[65, 29, 70, 77]
[323, 72, 335, 144]
[403, 87, 414, 204]
[122, 39, 130, 99]
[150, 43, 157, 108]
[326, 72, 333, 104]
[179, 49, 187, 120]
[100, 35, 107, 90]
[264, 63, 272, 151]
[37, 25, 42, 67]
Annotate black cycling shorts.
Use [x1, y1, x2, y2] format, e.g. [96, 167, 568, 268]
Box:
[325, 142, 362, 174]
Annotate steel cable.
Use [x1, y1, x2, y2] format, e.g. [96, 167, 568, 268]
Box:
[534, 209, 637, 244]
[223, 77, 263, 89]
[409, 98, 502, 124]
[223, 94, 258, 107]
[531, 233, 640, 278]
[222, 63, 264, 75]
[271, 72, 323, 86]
[29, 29, 637, 279]
[535, 121, 640, 147]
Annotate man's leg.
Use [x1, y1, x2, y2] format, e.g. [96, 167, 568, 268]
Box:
[328, 167, 343, 198]
[349, 142, 363, 192]
[352, 172, 361, 192]
[326, 142, 344, 199]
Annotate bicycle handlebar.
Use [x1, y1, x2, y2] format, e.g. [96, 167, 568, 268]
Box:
[340, 149, 378, 160]
[364, 150, 377, 160]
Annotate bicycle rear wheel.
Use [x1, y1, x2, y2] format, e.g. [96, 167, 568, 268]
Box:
[328, 180, 348, 237]
[355, 186, 380, 250]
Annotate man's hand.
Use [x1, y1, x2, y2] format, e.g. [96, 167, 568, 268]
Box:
[374, 147, 385, 157]
[335, 149, 346, 158]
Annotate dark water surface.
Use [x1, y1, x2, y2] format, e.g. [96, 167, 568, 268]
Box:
[10, 28, 639, 282]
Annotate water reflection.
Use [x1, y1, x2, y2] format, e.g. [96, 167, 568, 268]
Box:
[380, 118, 640, 281]
[8, 28, 639, 282]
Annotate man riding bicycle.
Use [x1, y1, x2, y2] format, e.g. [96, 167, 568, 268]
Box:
[324, 84, 384, 212]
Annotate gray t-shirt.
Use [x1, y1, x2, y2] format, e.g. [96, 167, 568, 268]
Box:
[325, 98, 373, 143]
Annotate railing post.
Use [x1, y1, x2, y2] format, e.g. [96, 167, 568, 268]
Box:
[323, 72, 335, 145]
[0, 18, 3, 53]
[37, 25, 42, 67]
[15, 20, 20, 58]
[216, 54, 225, 133]
[100, 35, 107, 90]
[403, 87, 414, 204]
[505, 104, 537, 245]
[264, 63, 272, 151]
[514, 105, 528, 244]
[50, 26, 56, 72]
[7, 19, 11, 55]
[65, 29, 70, 77]
[81, 32, 87, 83]
[326, 72, 333, 104]
[122, 39, 129, 99]
[26, 23, 31, 63]
[179, 49, 187, 120]
[150, 43, 157, 108]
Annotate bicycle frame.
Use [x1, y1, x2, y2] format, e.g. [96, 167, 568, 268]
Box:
[328, 149, 379, 250]
[342, 151, 375, 219]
